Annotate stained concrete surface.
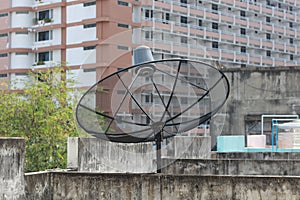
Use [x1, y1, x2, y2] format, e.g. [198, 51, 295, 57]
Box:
[25, 172, 300, 200]
[0, 138, 25, 200]
[161, 158, 300, 176]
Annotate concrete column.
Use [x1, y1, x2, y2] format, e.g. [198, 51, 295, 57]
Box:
[0, 138, 25, 199]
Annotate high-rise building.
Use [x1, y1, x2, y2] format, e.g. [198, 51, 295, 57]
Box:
[0, 0, 299, 88]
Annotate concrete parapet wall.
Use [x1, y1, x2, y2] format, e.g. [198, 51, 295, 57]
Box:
[25, 172, 300, 200]
[168, 136, 211, 159]
[161, 158, 300, 176]
[25, 172, 51, 200]
[68, 137, 155, 173]
[213, 152, 300, 160]
[68, 136, 212, 173]
[0, 138, 25, 200]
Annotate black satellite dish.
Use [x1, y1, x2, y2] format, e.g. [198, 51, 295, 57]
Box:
[76, 46, 230, 172]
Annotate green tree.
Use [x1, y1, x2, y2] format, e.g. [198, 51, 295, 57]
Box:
[0, 68, 79, 172]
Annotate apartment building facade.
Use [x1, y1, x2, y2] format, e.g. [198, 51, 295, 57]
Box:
[0, 0, 299, 88]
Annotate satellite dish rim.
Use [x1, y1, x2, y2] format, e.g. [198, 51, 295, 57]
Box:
[75, 58, 230, 143]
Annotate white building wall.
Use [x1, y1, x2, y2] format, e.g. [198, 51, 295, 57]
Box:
[10, 53, 33, 69]
[66, 48, 96, 66]
[11, 0, 33, 7]
[52, 28, 62, 45]
[67, 69, 96, 87]
[52, 7, 62, 24]
[33, 0, 62, 7]
[11, 12, 34, 28]
[67, 26, 96, 44]
[52, 50, 61, 64]
[11, 32, 33, 48]
[67, 3, 96, 23]
[10, 74, 30, 90]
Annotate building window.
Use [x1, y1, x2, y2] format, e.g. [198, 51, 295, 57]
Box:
[266, 16, 271, 23]
[83, 46, 96, 50]
[16, 52, 28, 56]
[0, 13, 8, 17]
[181, 36, 187, 44]
[212, 41, 218, 49]
[16, 11, 29, 14]
[117, 45, 129, 50]
[181, 97, 188, 104]
[16, 73, 27, 76]
[0, 33, 8, 37]
[37, 51, 52, 62]
[180, 16, 187, 26]
[145, 9, 153, 18]
[16, 32, 28, 35]
[212, 4, 218, 12]
[163, 13, 169, 24]
[289, 22, 293, 28]
[117, 90, 126, 94]
[145, 31, 153, 40]
[240, 28, 246, 35]
[83, 1, 96, 6]
[38, 10, 51, 20]
[212, 22, 218, 30]
[198, 19, 202, 27]
[180, 0, 187, 7]
[165, 13, 170, 21]
[83, 68, 96, 72]
[36, 31, 52, 41]
[266, 50, 271, 57]
[266, 33, 271, 40]
[118, 0, 129, 6]
[0, 53, 8, 58]
[83, 23, 96, 28]
[241, 46, 246, 53]
[240, 10, 246, 18]
[241, 64, 246, 68]
[0, 74, 7, 78]
[144, 93, 153, 104]
[290, 54, 293, 61]
[117, 23, 129, 28]
[290, 38, 293, 44]
[117, 68, 128, 72]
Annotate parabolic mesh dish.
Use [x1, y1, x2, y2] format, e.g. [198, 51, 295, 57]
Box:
[76, 59, 229, 143]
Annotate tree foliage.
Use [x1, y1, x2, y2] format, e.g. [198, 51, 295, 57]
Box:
[0, 68, 79, 172]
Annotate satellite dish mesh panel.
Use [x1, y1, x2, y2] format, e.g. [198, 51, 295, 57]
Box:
[76, 59, 229, 143]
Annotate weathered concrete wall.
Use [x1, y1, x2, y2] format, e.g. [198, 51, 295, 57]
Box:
[25, 172, 52, 200]
[213, 152, 300, 160]
[68, 137, 156, 173]
[25, 172, 300, 200]
[214, 67, 300, 142]
[161, 158, 300, 176]
[0, 138, 25, 200]
[68, 136, 212, 173]
[167, 136, 211, 159]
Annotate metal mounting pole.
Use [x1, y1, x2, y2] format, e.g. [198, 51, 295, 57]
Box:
[155, 130, 162, 173]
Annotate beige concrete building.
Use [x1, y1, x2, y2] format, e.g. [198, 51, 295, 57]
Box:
[0, 0, 299, 88]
